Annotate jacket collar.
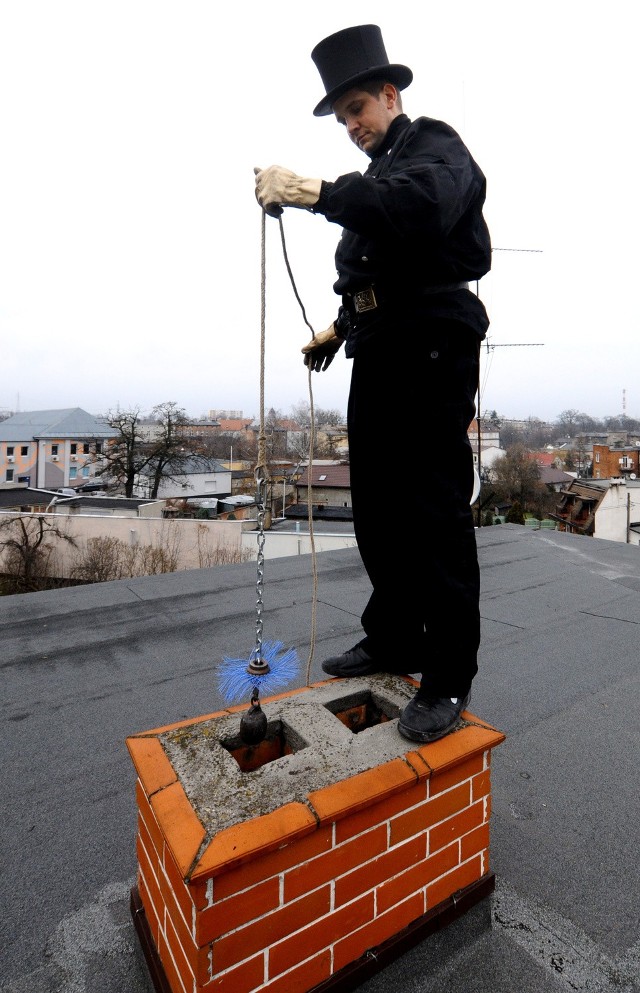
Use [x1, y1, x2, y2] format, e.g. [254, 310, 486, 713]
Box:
[368, 113, 410, 160]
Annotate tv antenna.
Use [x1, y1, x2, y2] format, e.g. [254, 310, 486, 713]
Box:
[474, 245, 545, 523]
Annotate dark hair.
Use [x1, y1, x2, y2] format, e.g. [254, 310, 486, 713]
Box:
[359, 78, 403, 109]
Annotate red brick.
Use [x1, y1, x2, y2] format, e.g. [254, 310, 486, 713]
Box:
[163, 844, 196, 925]
[197, 876, 281, 944]
[472, 769, 491, 802]
[461, 822, 490, 862]
[333, 892, 424, 973]
[157, 927, 189, 993]
[284, 825, 387, 902]
[429, 800, 484, 854]
[138, 872, 161, 948]
[269, 892, 374, 977]
[211, 824, 333, 900]
[137, 835, 164, 936]
[390, 781, 470, 846]
[429, 754, 484, 796]
[208, 953, 264, 992]
[334, 834, 425, 908]
[264, 949, 331, 993]
[164, 907, 195, 988]
[427, 854, 483, 909]
[212, 886, 331, 974]
[334, 780, 427, 844]
[376, 842, 459, 915]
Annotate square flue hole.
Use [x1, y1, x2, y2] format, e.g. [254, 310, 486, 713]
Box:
[324, 690, 397, 734]
[221, 719, 306, 773]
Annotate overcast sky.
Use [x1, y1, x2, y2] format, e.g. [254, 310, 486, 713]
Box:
[1, 1, 637, 425]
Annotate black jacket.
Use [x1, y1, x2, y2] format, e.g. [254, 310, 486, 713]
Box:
[314, 114, 491, 346]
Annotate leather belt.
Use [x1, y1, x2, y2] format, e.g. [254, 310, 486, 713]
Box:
[351, 281, 469, 315]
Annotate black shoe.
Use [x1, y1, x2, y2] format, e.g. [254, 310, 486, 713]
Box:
[398, 691, 471, 743]
[321, 639, 380, 677]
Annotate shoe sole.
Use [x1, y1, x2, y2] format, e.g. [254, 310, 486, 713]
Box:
[397, 716, 463, 743]
[321, 663, 381, 677]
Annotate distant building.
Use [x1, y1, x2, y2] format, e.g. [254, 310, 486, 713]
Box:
[132, 457, 232, 500]
[0, 408, 117, 490]
[552, 476, 640, 544]
[592, 443, 640, 479]
[295, 463, 351, 511]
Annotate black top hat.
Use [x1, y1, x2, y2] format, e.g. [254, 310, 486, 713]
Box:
[311, 24, 412, 117]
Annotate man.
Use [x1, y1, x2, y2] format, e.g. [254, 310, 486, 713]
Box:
[255, 24, 491, 743]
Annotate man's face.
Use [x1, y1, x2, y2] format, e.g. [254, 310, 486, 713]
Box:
[332, 84, 398, 156]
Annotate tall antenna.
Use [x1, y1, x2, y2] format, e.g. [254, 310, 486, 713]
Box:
[475, 245, 544, 524]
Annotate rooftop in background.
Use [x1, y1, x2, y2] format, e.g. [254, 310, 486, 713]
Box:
[0, 407, 117, 441]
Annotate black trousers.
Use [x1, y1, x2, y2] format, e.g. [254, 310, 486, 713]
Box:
[347, 316, 481, 697]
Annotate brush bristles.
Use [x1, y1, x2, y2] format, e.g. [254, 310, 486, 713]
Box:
[218, 640, 300, 704]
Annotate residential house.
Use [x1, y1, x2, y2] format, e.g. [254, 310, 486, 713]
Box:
[468, 418, 501, 452]
[592, 443, 640, 480]
[475, 444, 505, 480]
[539, 465, 575, 492]
[294, 462, 352, 517]
[552, 476, 640, 544]
[0, 408, 117, 491]
[132, 456, 232, 500]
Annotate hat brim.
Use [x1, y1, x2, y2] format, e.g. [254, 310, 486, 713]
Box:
[313, 64, 413, 117]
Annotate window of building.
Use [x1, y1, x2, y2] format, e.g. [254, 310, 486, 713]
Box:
[95, 442, 102, 454]
[83, 443, 90, 454]
[595, 452, 600, 463]
[69, 467, 77, 479]
[21, 446, 28, 456]
[52, 444, 59, 456]
[82, 466, 90, 477]
[7, 446, 14, 456]
[70, 443, 77, 455]
[6, 469, 14, 482]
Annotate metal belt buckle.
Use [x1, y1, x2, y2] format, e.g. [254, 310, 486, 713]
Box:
[353, 287, 378, 314]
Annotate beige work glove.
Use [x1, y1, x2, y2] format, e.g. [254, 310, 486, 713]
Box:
[254, 165, 321, 217]
[301, 323, 344, 372]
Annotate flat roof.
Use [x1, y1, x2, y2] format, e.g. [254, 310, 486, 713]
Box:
[2, 524, 639, 991]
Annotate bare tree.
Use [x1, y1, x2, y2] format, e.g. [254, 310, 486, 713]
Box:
[147, 401, 203, 498]
[93, 402, 206, 498]
[0, 515, 77, 592]
[491, 443, 549, 514]
[92, 407, 153, 497]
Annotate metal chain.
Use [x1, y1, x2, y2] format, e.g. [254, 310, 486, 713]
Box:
[253, 474, 267, 663]
[248, 211, 270, 676]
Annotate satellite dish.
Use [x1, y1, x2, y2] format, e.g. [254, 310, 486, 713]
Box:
[471, 468, 481, 505]
[630, 473, 637, 479]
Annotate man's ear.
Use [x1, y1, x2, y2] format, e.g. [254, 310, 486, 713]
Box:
[382, 82, 399, 108]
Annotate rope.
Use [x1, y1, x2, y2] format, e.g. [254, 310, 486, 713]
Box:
[258, 212, 319, 685]
[257, 212, 268, 480]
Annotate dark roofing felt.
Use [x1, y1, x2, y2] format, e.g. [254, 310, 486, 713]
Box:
[2, 524, 639, 992]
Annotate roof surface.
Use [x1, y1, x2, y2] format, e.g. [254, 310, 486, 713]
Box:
[1, 525, 639, 992]
[0, 407, 118, 441]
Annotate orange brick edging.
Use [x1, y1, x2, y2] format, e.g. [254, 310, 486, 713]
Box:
[127, 683, 505, 993]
